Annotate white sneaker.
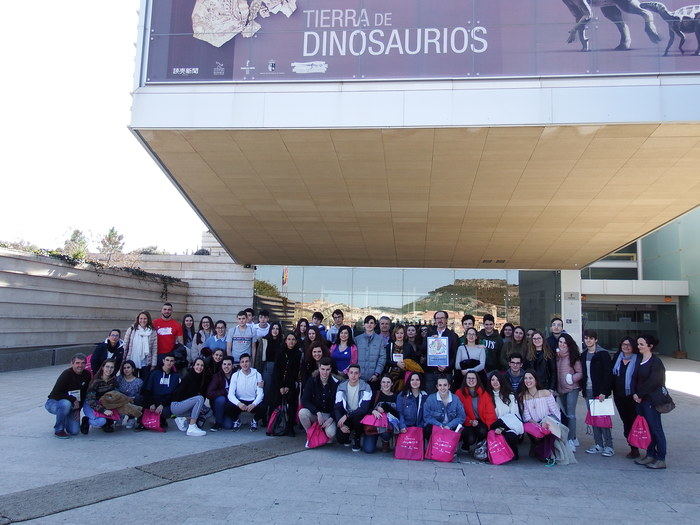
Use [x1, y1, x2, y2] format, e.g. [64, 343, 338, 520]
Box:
[572, 438, 580, 447]
[186, 424, 206, 437]
[602, 447, 615, 457]
[175, 417, 188, 431]
[567, 439, 577, 452]
[586, 445, 603, 454]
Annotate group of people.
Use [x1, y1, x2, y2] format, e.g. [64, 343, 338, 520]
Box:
[45, 305, 670, 469]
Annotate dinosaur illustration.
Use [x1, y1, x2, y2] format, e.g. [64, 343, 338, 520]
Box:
[562, 0, 662, 50]
[641, 2, 700, 54]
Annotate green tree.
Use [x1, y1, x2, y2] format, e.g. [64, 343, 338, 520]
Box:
[63, 229, 88, 260]
[132, 245, 169, 255]
[254, 279, 282, 298]
[98, 227, 125, 258]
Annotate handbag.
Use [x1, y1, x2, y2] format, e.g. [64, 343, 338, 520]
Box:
[584, 410, 613, 428]
[394, 426, 424, 461]
[268, 403, 290, 436]
[486, 430, 515, 465]
[628, 415, 652, 449]
[94, 409, 121, 421]
[306, 422, 329, 448]
[524, 421, 550, 439]
[424, 425, 461, 462]
[361, 413, 389, 430]
[473, 439, 488, 461]
[649, 386, 676, 414]
[141, 409, 164, 432]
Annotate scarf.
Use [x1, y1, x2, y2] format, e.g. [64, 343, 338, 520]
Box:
[612, 352, 638, 396]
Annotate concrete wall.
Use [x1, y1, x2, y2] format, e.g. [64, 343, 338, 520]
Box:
[0, 248, 188, 370]
[642, 207, 700, 360]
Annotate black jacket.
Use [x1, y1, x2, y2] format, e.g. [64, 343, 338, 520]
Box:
[275, 348, 301, 392]
[172, 370, 207, 402]
[477, 330, 503, 372]
[91, 341, 124, 374]
[525, 351, 557, 391]
[301, 375, 339, 414]
[580, 348, 612, 398]
[421, 326, 460, 372]
[633, 355, 666, 401]
[47, 368, 92, 405]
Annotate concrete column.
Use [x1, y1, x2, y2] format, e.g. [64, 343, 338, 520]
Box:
[560, 270, 583, 345]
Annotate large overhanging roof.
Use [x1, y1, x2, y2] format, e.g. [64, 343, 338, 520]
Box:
[136, 125, 700, 268]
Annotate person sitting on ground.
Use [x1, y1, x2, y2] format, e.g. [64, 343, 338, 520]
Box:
[300, 357, 339, 444]
[505, 353, 526, 393]
[334, 364, 373, 452]
[520, 370, 561, 465]
[123, 311, 158, 380]
[455, 371, 497, 454]
[45, 353, 91, 438]
[138, 353, 181, 431]
[81, 358, 119, 434]
[228, 353, 265, 431]
[486, 371, 523, 460]
[364, 375, 399, 453]
[423, 375, 466, 442]
[91, 329, 125, 375]
[207, 356, 236, 431]
[170, 357, 208, 436]
[396, 372, 428, 434]
[117, 360, 144, 429]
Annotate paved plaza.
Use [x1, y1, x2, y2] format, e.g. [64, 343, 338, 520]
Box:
[1, 358, 698, 524]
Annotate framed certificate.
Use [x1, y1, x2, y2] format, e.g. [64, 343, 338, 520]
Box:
[427, 336, 449, 367]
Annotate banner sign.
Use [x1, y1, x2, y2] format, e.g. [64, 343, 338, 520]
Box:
[145, 0, 700, 83]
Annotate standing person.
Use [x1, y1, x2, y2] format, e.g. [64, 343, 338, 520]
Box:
[326, 309, 345, 343]
[384, 324, 421, 391]
[195, 316, 215, 355]
[525, 330, 557, 392]
[261, 322, 284, 417]
[139, 354, 180, 430]
[363, 375, 399, 453]
[228, 353, 265, 431]
[253, 309, 271, 339]
[500, 323, 515, 343]
[182, 314, 196, 362]
[274, 332, 302, 435]
[396, 372, 428, 433]
[330, 325, 358, 376]
[505, 353, 527, 393]
[455, 371, 496, 453]
[45, 354, 91, 438]
[309, 312, 328, 340]
[355, 315, 386, 390]
[423, 311, 460, 394]
[91, 329, 124, 375]
[611, 337, 641, 458]
[300, 344, 332, 385]
[207, 356, 236, 431]
[501, 326, 527, 369]
[546, 317, 565, 351]
[520, 371, 561, 465]
[334, 364, 373, 451]
[81, 359, 118, 434]
[294, 318, 309, 344]
[124, 311, 158, 380]
[152, 303, 183, 367]
[423, 376, 466, 441]
[455, 327, 486, 384]
[487, 372, 523, 459]
[304, 326, 329, 356]
[244, 308, 255, 327]
[633, 335, 668, 469]
[378, 316, 392, 347]
[226, 311, 257, 364]
[300, 357, 339, 443]
[205, 321, 228, 352]
[459, 315, 476, 345]
[406, 324, 424, 366]
[580, 329, 613, 456]
[477, 314, 503, 373]
[170, 357, 208, 436]
[555, 333, 583, 452]
[117, 360, 144, 429]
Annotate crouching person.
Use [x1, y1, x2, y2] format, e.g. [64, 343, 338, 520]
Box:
[300, 357, 339, 445]
[334, 364, 372, 452]
[227, 353, 265, 431]
[138, 353, 180, 431]
[207, 356, 236, 430]
[170, 357, 207, 436]
[81, 359, 119, 434]
[45, 353, 91, 438]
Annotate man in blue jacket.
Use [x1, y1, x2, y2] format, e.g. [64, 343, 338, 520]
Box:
[334, 364, 373, 452]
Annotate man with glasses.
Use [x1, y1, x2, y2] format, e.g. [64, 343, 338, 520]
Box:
[478, 314, 503, 373]
[546, 317, 565, 351]
[423, 311, 459, 394]
[326, 309, 345, 343]
[505, 353, 526, 393]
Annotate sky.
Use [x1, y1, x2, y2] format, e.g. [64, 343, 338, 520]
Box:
[0, 1, 205, 254]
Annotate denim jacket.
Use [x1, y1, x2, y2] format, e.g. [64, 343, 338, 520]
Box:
[423, 392, 466, 430]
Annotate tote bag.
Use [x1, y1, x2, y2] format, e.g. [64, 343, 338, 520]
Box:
[628, 415, 652, 449]
[424, 426, 461, 462]
[394, 426, 424, 461]
[486, 430, 515, 465]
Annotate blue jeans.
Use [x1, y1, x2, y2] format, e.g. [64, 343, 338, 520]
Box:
[213, 395, 235, 429]
[82, 404, 107, 428]
[362, 431, 392, 453]
[559, 389, 579, 441]
[638, 400, 666, 461]
[45, 399, 80, 434]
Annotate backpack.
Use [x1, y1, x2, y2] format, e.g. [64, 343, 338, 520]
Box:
[266, 403, 290, 436]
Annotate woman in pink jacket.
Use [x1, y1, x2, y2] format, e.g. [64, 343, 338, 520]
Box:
[555, 333, 583, 452]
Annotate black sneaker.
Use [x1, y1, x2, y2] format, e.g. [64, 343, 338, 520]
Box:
[210, 423, 222, 432]
[133, 421, 145, 432]
[102, 420, 114, 433]
[351, 436, 361, 452]
[80, 416, 89, 435]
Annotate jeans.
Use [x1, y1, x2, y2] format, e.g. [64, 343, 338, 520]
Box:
[45, 399, 80, 434]
[585, 393, 612, 448]
[82, 404, 107, 428]
[298, 409, 337, 440]
[638, 400, 666, 461]
[362, 431, 393, 453]
[558, 389, 579, 441]
[170, 395, 205, 421]
[213, 395, 236, 429]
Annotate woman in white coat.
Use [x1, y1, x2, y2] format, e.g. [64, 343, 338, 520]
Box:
[487, 371, 523, 459]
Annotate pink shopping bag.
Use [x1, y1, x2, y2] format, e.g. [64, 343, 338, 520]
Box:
[141, 409, 164, 432]
[394, 426, 424, 461]
[306, 422, 329, 449]
[628, 415, 652, 449]
[486, 430, 515, 465]
[93, 409, 121, 421]
[524, 422, 550, 439]
[424, 425, 461, 462]
[360, 413, 389, 429]
[585, 410, 613, 428]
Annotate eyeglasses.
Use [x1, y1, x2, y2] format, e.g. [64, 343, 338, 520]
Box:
[510, 361, 522, 365]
